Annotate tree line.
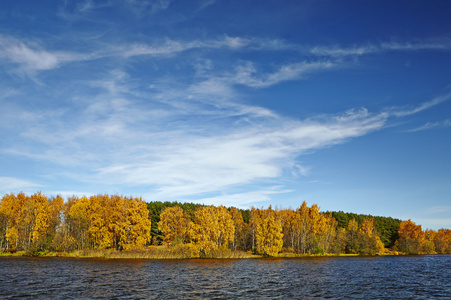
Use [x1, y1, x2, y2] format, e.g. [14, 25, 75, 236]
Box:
[0, 192, 150, 252]
[0, 192, 450, 256]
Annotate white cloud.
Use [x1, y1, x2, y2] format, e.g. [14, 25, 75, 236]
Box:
[46, 190, 96, 199]
[310, 39, 451, 57]
[0, 35, 92, 74]
[5, 53, 449, 205]
[123, 0, 172, 14]
[412, 218, 451, 230]
[407, 119, 451, 132]
[0, 37, 59, 71]
[391, 92, 451, 117]
[110, 35, 296, 58]
[426, 206, 451, 214]
[90, 106, 387, 202]
[183, 188, 293, 208]
[116, 36, 255, 57]
[2, 68, 390, 204]
[381, 41, 451, 51]
[77, 0, 95, 12]
[0, 177, 42, 193]
[231, 60, 336, 88]
[187, 60, 337, 93]
[3, 32, 451, 207]
[197, 0, 216, 11]
[310, 45, 377, 57]
[292, 164, 310, 177]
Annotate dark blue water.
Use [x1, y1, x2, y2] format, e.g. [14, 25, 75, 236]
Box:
[0, 255, 450, 299]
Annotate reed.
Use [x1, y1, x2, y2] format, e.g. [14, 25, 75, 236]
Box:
[54, 247, 254, 259]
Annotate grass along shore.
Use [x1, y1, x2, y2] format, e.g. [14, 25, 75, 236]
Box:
[0, 247, 409, 259]
[0, 246, 255, 259]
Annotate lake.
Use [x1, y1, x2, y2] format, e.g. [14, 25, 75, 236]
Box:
[0, 255, 450, 299]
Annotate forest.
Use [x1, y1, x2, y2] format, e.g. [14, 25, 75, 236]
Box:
[0, 192, 450, 257]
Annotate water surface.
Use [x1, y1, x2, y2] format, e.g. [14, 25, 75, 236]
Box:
[0, 255, 450, 299]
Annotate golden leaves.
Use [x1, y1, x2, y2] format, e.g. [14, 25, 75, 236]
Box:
[66, 194, 151, 250]
[158, 206, 190, 245]
[190, 205, 235, 256]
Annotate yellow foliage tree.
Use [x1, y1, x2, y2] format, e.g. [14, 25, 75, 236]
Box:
[279, 208, 296, 250]
[359, 217, 385, 254]
[346, 219, 359, 253]
[396, 219, 425, 254]
[255, 208, 283, 256]
[294, 201, 310, 253]
[66, 194, 151, 250]
[190, 205, 235, 256]
[433, 229, 451, 254]
[0, 192, 57, 251]
[159, 206, 188, 245]
[118, 197, 151, 250]
[229, 207, 247, 251]
[316, 213, 337, 254]
[422, 229, 436, 254]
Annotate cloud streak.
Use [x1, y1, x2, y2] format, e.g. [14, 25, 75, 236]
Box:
[0, 35, 93, 74]
[231, 61, 336, 88]
[310, 39, 451, 57]
[2, 30, 451, 205]
[407, 119, 451, 132]
[0, 177, 41, 192]
[1, 76, 390, 203]
[390, 93, 451, 117]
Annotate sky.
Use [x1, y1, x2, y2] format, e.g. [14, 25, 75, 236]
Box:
[1, 0, 450, 230]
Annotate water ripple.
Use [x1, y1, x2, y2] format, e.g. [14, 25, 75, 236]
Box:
[0, 255, 450, 299]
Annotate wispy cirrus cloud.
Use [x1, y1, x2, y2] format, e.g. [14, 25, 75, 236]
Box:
[93, 108, 387, 201]
[115, 35, 290, 57]
[76, 0, 113, 13]
[0, 35, 92, 74]
[122, 0, 172, 15]
[179, 187, 293, 209]
[3, 44, 449, 203]
[426, 206, 451, 214]
[390, 92, 451, 117]
[407, 119, 451, 132]
[3, 30, 451, 205]
[0, 34, 293, 77]
[232, 60, 336, 88]
[0, 177, 42, 193]
[310, 39, 451, 57]
[5, 79, 388, 202]
[4, 33, 450, 78]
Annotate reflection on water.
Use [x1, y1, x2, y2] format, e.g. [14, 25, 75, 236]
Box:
[0, 255, 450, 299]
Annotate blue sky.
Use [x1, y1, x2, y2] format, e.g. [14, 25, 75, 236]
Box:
[1, 0, 450, 230]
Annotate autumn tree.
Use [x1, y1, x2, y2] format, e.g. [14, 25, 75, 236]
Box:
[52, 197, 78, 251]
[422, 229, 436, 254]
[0, 209, 7, 250]
[432, 229, 451, 254]
[346, 218, 359, 253]
[229, 207, 247, 251]
[63, 194, 151, 251]
[117, 196, 151, 250]
[254, 207, 283, 256]
[332, 227, 347, 254]
[396, 219, 425, 254]
[279, 208, 297, 250]
[248, 207, 260, 252]
[293, 201, 310, 253]
[0, 192, 59, 251]
[158, 206, 190, 245]
[358, 217, 385, 255]
[190, 205, 235, 256]
[316, 213, 338, 254]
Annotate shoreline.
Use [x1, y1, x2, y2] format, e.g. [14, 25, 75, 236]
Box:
[1, 249, 437, 260]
